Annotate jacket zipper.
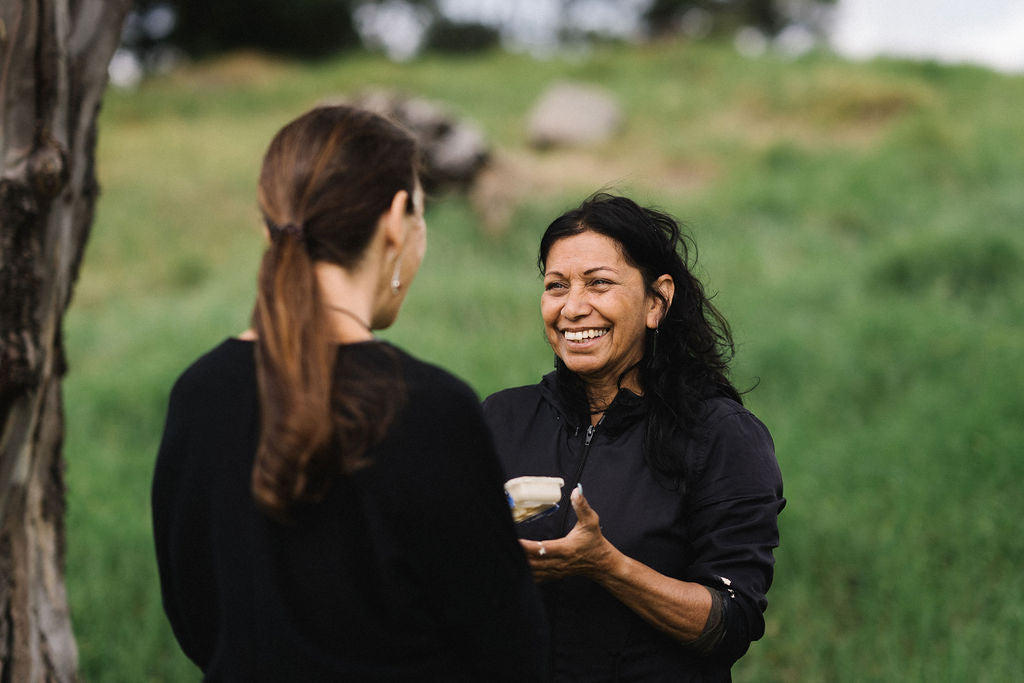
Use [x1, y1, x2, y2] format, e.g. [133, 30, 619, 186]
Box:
[559, 417, 602, 533]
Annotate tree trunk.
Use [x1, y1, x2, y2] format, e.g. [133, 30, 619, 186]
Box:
[0, 0, 130, 680]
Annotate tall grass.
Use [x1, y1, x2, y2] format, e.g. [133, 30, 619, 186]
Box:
[63, 42, 1024, 680]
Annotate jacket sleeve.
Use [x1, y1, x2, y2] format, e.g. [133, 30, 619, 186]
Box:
[682, 409, 785, 665]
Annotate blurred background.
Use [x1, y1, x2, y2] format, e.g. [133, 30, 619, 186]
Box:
[64, 0, 1023, 680]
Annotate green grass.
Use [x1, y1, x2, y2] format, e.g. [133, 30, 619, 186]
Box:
[63, 41, 1024, 680]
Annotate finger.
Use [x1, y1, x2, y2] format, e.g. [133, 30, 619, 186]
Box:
[519, 539, 550, 559]
[519, 539, 539, 555]
[570, 483, 594, 519]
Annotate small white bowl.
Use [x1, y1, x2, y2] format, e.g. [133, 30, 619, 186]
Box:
[505, 476, 564, 523]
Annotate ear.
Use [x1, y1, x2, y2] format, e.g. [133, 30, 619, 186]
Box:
[380, 189, 411, 253]
[647, 274, 675, 329]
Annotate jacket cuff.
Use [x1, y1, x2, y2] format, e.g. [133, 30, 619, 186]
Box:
[681, 585, 725, 657]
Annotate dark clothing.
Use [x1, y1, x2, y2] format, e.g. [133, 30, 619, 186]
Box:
[483, 373, 784, 682]
[153, 339, 548, 681]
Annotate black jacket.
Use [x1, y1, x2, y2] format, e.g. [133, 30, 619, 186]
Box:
[483, 373, 784, 682]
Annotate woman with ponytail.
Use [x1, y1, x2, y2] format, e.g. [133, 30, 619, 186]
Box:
[483, 194, 785, 680]
[152, 106, 547, 681]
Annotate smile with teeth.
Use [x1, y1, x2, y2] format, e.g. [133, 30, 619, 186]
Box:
[563, 328, 608, 342]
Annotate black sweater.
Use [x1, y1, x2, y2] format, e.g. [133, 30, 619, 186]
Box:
[483, 373, 784, 682]
[152, 339, 548, 681]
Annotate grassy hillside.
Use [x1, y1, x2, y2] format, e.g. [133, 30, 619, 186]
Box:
[63, 40, 1024, 680]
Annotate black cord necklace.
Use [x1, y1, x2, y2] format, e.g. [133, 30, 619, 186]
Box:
[326, 304, 373, 334]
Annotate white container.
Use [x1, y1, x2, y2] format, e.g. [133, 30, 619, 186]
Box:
[505, 476, 564, 523]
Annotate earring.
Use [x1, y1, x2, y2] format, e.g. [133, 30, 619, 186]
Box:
[391, 261, 402, 294]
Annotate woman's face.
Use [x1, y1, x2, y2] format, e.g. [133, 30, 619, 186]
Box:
[542, 231, 663, 394]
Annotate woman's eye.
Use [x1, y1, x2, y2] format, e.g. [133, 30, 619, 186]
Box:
[590, 279, 613, 287]
[544, 281, 567, 291]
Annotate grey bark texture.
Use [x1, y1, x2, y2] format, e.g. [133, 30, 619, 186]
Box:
[1, 0, 129, 680]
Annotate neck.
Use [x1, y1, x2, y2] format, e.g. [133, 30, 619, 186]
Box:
[315, 262, 377, 343]
[582, 369, 643, 419]
[584, 386, 617, 418]
[326, 304, 373, 332]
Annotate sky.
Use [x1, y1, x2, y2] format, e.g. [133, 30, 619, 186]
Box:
[829, 0, 1024, 73]
[436, 0, 1024, 73]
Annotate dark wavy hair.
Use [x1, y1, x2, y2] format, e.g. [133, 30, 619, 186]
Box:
[251, 105, 419, 516]
[538, 193, 741, 478]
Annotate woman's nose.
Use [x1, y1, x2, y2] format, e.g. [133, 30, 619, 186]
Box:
[561, 286, 590, 319]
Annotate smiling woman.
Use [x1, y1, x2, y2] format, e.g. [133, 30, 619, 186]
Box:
[483, 193, 785, 681]
[541, 230, 673, 412]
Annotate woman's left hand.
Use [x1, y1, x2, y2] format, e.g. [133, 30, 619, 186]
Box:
[521, 486, 716, 644]
[520, 485, 619, 582]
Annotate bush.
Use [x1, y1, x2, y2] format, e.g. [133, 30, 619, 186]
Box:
[424, 20, 501, 55]
[163, 0, 360, 58]
[872, 235, 1022, 298]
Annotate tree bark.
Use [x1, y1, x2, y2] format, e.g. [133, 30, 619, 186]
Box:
[1, 0, 130, 680]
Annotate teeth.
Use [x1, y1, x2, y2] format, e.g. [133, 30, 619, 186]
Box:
[564, 329, 608, 342]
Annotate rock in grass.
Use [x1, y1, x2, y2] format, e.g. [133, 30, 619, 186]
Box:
[333, 89, 490, 193]
[527, 81, 624, 149]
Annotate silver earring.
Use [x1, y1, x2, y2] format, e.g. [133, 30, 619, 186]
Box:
[391, 261, 401, 294]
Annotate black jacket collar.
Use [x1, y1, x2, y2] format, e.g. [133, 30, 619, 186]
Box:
[537, 371, 649, 437]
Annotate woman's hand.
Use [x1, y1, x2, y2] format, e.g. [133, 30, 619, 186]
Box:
[519, 485, 621, 582]
[519, 484, 714, 643]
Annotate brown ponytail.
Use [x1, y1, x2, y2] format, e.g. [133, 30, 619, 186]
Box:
[251, 229, 335, 513]
[250, 106, 419, 516]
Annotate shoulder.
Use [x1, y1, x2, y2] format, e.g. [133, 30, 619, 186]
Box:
[167, 339, 256, 413]
[392, 345, 477, 400]
[688, 397, 780, 490]
[482, 383, 545, 416]
[700, 397, 772, 441]
[482, 370, 559, 417]
[157, 339, 259, 473]
[171, 339, 254, 393]
[364, 345, 502, 483]
[366, 343, 484, 421]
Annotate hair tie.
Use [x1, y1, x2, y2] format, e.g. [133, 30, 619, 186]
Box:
[267, 219, 305, 240]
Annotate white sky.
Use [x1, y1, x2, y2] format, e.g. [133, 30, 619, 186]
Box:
[829, 0, 1024, 73]
[415, 0, 1024, 72]
[438, 0, 1024, 73]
